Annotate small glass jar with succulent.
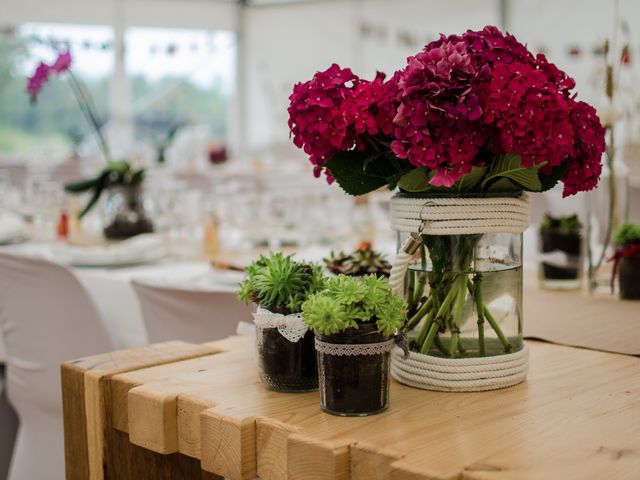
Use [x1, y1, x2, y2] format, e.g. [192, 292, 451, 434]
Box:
[238, 252, 325, 392]
[538, 214, 583, 289]
[301, 275, 406, 416]
[611, 222, 640, 300]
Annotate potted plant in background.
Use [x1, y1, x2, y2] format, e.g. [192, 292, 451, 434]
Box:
[65, 160, 153, 240]
[538, 214, 583, 289]
[611, 222, 640, 300]
[239, 252, 325, 392]
[302, 275, 406, 416]
[27, 49, 153, 240]
[324, 242, 392, 277]
[288, 26, 606, 392]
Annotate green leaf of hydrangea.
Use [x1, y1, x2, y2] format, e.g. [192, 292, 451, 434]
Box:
[325, 150, 411, 196]
[481, 153, 544, 192]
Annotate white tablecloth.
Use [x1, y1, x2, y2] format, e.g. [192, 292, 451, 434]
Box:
[0, 242, 244, 357]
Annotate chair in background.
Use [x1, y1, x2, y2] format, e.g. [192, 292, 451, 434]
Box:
[0, 253, 113, 480]
[132, 280, 253, 344]
[0, 365, 19, 480]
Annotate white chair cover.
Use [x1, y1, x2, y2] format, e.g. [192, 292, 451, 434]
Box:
[0, 366, 18, 480]
[132, 280, 253, 343]
[0, 253, 113, 480]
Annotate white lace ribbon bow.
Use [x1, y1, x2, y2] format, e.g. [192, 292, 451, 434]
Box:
[253, 306, 309, 343]
[315, 338, 394, 356]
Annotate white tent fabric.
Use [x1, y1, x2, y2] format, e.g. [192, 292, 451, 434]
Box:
[0, 253, 114, 480]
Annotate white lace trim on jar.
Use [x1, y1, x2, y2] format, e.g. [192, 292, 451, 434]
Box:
[253, 306, 308, 343]
[315, 338, 394, 356]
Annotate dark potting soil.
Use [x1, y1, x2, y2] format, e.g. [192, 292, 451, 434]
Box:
[619, 256, 640, 300]
[317, 324, 390, 416]
[540, 230, 581, 280]
[257, 327, 318, 392]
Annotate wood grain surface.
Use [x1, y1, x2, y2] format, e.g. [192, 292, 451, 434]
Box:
[64, 333, 640, 480]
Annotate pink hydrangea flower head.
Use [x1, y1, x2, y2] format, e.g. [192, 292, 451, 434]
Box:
[561, 101, 605, 196]
[288, 63, 360, 167]
[462, 25, 534, 66]
[389, 26, 591, 191]
[484, 62, 574, 169]
[288, 25, 603, 194]
[391, 38, 487, 174]
[341, 71, 398, 137]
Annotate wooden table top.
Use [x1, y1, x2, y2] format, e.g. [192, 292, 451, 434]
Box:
[62, 334, 640, 480]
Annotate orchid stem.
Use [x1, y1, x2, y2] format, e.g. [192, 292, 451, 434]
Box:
[67, 71, 111, 160]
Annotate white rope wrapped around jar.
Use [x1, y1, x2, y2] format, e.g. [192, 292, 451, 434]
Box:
[390, 194, 530, 235]
[388, 193, 531, 392]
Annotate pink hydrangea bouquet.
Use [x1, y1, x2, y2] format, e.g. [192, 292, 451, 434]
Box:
[288, 26, 605, 198]
[289, 27, 607, 365]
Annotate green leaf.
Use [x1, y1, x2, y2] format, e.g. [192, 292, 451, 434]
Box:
[487, 177, 515, 192]
[539, 158, 570, 192]
[129, 169, 145, 187]
[398, 168, 431, 192]
[481, 153, 543, 192]
[78, 184, 104, 219]
[398, 166, 489, 194]
[64, 176, 100, 193]
[107, 160, 131, 175]
[456, 166, 487, 192]
[325, 150, 410, 196]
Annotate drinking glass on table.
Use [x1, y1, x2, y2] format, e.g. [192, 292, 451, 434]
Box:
[167, 190, 205, 259]
[26, 177, 64, 241]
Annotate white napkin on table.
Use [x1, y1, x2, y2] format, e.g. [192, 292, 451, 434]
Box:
[0, 211, 26, 244]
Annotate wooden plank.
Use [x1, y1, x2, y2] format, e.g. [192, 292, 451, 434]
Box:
[94, 337, 640, 480]
[381, 344, 640, 479]
[256, 418, 301, 480]
[61, 362, 91, 480]
[287, 434, 350, 480]
[200, 408, 257, 479]
[350, 442, 403, 480]
[61, 340, 220, 480]
[105, 428, 223, 480]
[116, 349, 249, 453]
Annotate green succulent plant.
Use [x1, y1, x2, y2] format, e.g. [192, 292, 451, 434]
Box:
[238, 252, 325, 314]
[613, 222, 640, 247]
[301, 274, 406, 336]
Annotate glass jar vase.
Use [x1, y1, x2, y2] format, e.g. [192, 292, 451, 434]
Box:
[538, 227, 583, 290]
[316, 323, 391, 416]
[256, 327, 318, 392]
[254, 307, 318, 392]
[103, 186, 154, 240]
[618, 256, 640, 300]
[397, 230, 523, 358]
